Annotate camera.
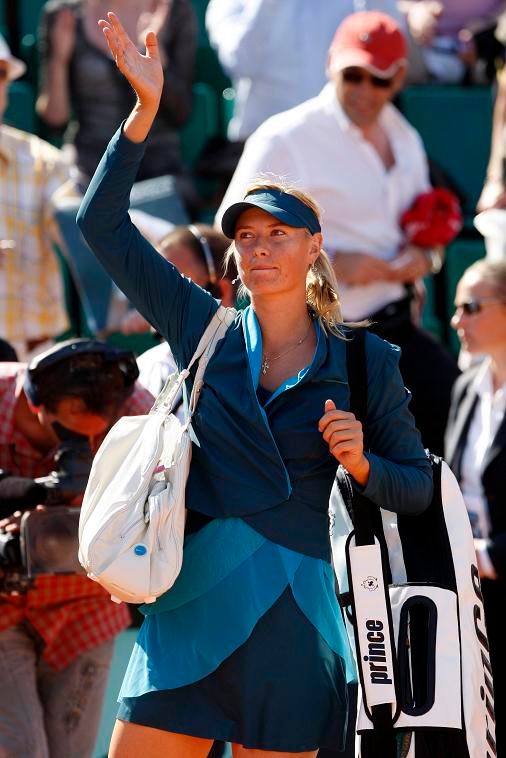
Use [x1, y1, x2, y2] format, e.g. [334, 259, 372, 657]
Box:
[0, 428, 93, 593]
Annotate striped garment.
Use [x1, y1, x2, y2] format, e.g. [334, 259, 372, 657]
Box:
[0, 125, 70, 357]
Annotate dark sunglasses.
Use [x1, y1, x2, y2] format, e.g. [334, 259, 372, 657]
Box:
[342, 67, 394, 89]
[454, 298, 503, 315]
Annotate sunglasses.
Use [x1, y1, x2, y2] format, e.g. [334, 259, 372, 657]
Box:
[454, 298, 503, 315]
[342, 67, 394, 89]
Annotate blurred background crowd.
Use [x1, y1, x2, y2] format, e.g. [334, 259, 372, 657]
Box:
[1, 1, 506, 756]
[1, 0, 506, 362]
[0, 0, 505, 362]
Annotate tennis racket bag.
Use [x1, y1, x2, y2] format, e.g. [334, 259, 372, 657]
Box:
[330, 330, 496, 758]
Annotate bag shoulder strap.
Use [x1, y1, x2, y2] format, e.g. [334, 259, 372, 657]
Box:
[188, 306, 236, 416]
[346, 328, 368, 426]
[152, 305, 236, 416]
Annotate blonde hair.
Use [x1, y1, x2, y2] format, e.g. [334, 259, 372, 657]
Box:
[464, 258, 506, 302]
[225, 179, 348, 336]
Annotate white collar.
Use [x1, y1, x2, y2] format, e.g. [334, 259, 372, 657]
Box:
[473, 357, 506, 402]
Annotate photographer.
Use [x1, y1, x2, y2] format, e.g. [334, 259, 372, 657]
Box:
[0, 339, 154, 758]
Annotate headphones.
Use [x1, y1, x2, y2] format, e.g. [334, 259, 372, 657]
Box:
[24, 339, 139, 407]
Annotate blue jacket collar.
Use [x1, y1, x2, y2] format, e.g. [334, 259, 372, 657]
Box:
[241, 304, 329, 402]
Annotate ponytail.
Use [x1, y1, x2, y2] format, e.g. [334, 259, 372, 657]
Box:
[306, 248, 345, 336]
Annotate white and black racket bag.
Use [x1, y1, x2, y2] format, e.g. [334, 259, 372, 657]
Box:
[330, 331, 496, 758]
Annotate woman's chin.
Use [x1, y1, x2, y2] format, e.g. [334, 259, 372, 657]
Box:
[246, 273, 279, 295]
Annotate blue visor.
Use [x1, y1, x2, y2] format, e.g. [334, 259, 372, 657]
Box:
[221, 188, 321, 239]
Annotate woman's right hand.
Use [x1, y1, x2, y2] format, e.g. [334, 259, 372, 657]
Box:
[98, 11, 164, 111]
[50, 8, 77, 64]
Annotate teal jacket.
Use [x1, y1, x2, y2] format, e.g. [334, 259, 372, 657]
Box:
[77, 127, 433, 561]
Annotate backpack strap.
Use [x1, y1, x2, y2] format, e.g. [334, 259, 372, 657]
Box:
[346, 329, 368, 427]
[345, 330, 399, 755]
[345, 330, 375, 547]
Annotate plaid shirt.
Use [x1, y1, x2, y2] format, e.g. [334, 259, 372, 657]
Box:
[0, 364, 154, 669]
[0, 125, 70, 357]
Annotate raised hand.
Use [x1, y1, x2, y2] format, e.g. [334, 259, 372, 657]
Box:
[98, 11, 164, 110]
[50, 7, 77, 64]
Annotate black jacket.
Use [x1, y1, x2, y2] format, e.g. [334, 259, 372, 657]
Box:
[445, 365, 506, 578]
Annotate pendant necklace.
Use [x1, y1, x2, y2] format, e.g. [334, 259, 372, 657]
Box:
[261, 321, 312, 375]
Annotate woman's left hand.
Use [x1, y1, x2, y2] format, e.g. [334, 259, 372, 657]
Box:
[319, 399, 370, 485]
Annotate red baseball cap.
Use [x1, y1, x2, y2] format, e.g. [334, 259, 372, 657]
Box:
[329, 11, 407, 78]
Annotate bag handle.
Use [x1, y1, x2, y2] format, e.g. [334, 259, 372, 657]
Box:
[345, 330, 399, 751]
[151, 306, 236, 417]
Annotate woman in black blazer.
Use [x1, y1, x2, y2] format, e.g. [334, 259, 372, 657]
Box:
[445, 258, 506, 752]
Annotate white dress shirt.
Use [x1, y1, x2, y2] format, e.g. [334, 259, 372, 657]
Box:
[137, 342, 186, 423]
[206, 0, 403, 140]
[216, 83, 430, 319]
[459, 359, 506, 579]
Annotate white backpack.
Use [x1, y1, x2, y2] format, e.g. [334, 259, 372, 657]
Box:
[78, 306, 235, 604]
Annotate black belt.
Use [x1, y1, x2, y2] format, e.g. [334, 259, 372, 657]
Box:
[365, 296, 413, 336]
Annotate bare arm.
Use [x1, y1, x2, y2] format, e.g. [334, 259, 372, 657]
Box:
[477, 68, 506, 211]
[36, 7, 76, 127]
[331, 251, 392, 286]
[157, 0, 197, 127]
[135, 0, 197, 128]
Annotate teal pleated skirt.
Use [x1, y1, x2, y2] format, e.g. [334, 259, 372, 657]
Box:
[117, 517, 356, 752]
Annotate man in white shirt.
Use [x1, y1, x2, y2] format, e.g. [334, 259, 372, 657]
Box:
[216, 10, 459, 454]
[206, 0, 403, 142]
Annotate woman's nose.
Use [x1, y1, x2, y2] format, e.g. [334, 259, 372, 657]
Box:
[251, 237, 270, 256]
[451, 308, 463, 331]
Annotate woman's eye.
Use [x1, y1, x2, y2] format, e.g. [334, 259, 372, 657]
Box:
[237, 231, 253, 240]
[271, 229, 286, 236]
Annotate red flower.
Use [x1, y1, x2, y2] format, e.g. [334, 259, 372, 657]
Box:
[400, 188, 463, 247]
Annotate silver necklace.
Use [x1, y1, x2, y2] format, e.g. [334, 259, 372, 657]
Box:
[261, 322, 312, 375]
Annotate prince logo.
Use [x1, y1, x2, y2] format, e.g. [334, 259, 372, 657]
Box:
[471, 564, 497, 757]
[363, 619, 392, 685]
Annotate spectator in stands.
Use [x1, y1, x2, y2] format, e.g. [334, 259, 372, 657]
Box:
[37, 0, 197, 197]
[127, 224, 238, 397]
[400, 0, 506, 84]
[0, 34, 70, 361]
[206, 0, 403, 143]
[0, 338, 154, 758]
[217, 10, 460, 455]
[445, 259, 506, 752]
